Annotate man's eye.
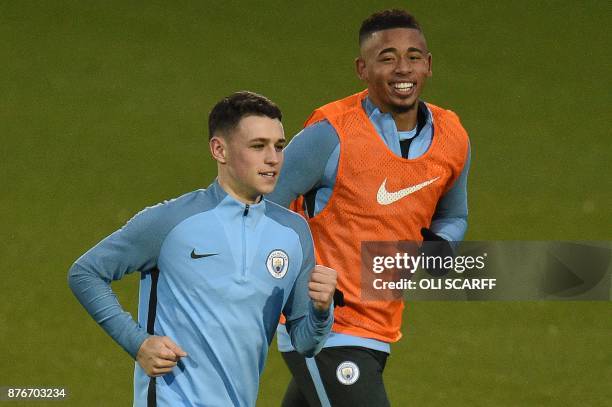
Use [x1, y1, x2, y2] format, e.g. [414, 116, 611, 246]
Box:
[275, 145, 284, 151]
[251, 144, 264, 149]
[409, 55, 421, 61]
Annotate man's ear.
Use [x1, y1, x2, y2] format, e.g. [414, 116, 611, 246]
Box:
[209, 136, 227, 164]
[355, 57, 367, 81]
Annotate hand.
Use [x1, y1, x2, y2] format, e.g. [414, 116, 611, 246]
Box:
[308, 265, 337, 312]
[420, 227, 454, 277]
[136, 336, 188, 377]
[421, 227, 447, 242]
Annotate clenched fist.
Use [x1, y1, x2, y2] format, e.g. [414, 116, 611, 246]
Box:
[308, 265, 337, 312]
[137, 335, 188, 377]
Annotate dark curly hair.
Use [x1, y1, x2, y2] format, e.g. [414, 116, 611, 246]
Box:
[359, 9, 423, 45]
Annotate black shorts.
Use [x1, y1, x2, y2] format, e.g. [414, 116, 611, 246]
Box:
[281, 346, 390, 407]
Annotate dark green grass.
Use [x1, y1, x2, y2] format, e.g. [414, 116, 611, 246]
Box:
[1, 1, 610, 406]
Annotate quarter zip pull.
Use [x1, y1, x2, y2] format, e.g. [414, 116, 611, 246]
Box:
[241, 204, 249, 282]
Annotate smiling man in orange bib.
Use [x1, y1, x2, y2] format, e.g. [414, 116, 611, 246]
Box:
[267, 9, 471, 407]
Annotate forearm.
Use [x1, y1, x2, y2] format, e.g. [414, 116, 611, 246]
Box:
[286, 302, 333, 357]
[431, 142, 471, 246]
[68, 262, 148, 358]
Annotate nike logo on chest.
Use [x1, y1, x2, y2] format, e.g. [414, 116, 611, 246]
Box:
[190, 249, 219, 259]
[376, 177, 439, 205]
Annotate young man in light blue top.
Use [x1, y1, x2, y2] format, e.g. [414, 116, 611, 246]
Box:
[68, 91, 336, 406]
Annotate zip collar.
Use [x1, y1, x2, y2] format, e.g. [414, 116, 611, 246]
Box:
[210, 179, 266, 226]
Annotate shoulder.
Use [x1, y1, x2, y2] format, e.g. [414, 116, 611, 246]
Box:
[426, 102, 465, 127]
[264, 200, 309, 232]
[296, 119, 338, 143]
[426, 102, 470, 142]
[285, 119, 339, 159]
[131, 189, 206, 219]
[123, 188, 218, 235]
[306, 91, 365, 125]
[264, 200, 312, 244]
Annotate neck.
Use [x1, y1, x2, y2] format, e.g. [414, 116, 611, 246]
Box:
[390, 109, 418, 131]
[217, 174, 260, 205]
[368, 96, 419, 131]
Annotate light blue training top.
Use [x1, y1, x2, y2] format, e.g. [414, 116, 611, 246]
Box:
[68, 180, 333, 407]
[268, 97, 471, 354]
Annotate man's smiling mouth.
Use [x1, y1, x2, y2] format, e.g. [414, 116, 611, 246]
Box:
[391, 81, 415, 94]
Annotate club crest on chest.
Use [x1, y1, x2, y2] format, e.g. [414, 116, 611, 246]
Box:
[266, 250, 289, 279]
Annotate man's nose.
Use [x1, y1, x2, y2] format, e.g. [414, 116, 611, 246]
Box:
[264, 147, 281, 165]
[395, 57, 412, 74]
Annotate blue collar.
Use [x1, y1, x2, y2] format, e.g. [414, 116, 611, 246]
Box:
[363, 96, 432, 129]
[360, 96, 433, 156]
[210, 179, 267, 226]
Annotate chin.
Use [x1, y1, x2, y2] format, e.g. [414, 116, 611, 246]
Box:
[262, 187, 276, 196]
[257, 184, 276, 196]
[391, 100, 417, 113]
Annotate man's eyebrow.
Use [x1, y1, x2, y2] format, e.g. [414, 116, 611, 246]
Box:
[378, 47, 397, 56]
[378, 46, 426, 56]
[407, 46, 426, 54]
[249, 138, 286, 143]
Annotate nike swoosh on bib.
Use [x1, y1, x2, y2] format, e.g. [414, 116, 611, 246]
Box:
[376, 177, 440, 205]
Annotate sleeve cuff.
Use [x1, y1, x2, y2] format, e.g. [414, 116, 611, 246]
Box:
[309, 301, 333, 325]
[126, 330, 150, 360]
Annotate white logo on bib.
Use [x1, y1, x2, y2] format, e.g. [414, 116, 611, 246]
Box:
[377, 177, 439, 205]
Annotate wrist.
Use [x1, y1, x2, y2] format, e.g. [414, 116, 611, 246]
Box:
[310, 301, 331, 320]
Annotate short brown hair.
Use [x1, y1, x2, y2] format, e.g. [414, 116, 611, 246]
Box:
[208, 91, 282, 140]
